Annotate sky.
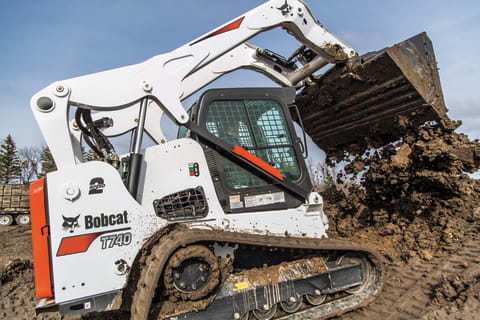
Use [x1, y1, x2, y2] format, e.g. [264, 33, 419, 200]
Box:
[1, 0, 479, 157]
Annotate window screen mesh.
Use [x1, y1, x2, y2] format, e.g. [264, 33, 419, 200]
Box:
[206, 99, 300, 190]
[244, 100, 292, 147]
[206, 101, 254, 147]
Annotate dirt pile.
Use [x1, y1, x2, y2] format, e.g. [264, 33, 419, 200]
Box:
[324, 116, 480, 259]
[322, 115, 480, 319]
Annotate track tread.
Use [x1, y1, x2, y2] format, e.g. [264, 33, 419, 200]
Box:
[129, 226, 384, 320]
[336, 231, 480, 320]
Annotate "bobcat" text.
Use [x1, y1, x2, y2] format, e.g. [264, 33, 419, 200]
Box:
[85, 211, 129, 229]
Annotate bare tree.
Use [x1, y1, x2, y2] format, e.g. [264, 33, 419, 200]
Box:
[0, 134, 21, 184]
[19, 146, 42, 184]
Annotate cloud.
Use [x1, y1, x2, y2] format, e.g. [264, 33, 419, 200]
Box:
[448, 99, 480, 140]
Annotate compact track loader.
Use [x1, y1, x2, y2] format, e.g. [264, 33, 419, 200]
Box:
[29, 1, 446, 319]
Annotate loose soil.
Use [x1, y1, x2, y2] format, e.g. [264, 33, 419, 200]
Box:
[0, 226, 59, 320]
[324, 116, 480, 319]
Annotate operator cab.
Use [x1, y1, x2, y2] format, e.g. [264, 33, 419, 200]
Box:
[180, 88, 312, 213]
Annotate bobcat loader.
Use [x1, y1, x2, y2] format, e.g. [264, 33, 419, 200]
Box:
[29, 0, 446, 319]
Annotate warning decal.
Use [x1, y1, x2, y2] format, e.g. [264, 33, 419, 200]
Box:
[244, 192, 285, 208]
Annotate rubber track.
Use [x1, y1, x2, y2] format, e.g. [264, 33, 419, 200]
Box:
[337, 228, 480, 320]
[130, 226, 384, 320]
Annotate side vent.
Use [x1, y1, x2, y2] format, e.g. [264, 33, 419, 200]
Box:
[153, 187, 208, 221]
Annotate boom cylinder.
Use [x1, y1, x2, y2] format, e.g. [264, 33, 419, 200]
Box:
[127, 98, 148, 199]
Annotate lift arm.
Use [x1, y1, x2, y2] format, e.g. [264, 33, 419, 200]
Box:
[31, 0, 355, 169]
[70, 40, 337, 146]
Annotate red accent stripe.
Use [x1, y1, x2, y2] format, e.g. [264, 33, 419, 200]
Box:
[191, 17, 244, 45]
[57, 232, 103, 256]
[207, 16, 244, 38]
[232, 145, 284, 181]
[30, 178, 53, 299]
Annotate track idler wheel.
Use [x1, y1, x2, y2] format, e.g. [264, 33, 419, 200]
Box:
[336, 252, 370, 294]
[164, 244, 220, 301]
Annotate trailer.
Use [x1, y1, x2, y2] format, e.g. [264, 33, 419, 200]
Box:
[0, 184, 30, 226]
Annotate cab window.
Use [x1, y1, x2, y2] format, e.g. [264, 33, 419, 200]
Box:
[206, 99, 301, 189]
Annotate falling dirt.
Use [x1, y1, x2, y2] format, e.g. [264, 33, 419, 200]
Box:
[296, 32, 448, 156]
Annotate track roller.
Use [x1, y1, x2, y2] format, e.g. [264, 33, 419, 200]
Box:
[252, 304, 277, 320]
[305, 289, 327, 306]
[279, 296, 303, 313]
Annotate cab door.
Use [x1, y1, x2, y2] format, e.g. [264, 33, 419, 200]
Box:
[192, 87, 312, 213]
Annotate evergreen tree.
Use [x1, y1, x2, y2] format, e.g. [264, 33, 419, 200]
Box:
[0, 134, 21, 184]
[39, 147, 57, 177]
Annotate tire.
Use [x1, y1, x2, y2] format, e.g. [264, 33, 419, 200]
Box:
[0, 214, 14, 226]
[16, 214, 30, 225]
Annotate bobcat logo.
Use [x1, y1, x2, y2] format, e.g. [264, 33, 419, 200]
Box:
[62, 215, 80, 233]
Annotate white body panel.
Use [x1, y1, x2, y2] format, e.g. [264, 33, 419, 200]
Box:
[47, 139, 327, 303]
[47, 161, 153, 303]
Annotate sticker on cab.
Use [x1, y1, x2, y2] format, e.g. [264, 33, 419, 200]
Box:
[229, 195, 244, 209]
[244, 192, 285, 208]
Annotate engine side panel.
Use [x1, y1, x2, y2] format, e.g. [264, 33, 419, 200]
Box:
[45, 161, 157, 303]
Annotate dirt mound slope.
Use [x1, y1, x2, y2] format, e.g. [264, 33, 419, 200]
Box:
[325, 117, 480, 256]
[322, 115, 480, 319]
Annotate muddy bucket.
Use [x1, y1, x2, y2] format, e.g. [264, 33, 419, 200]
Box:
[296, 32, 448, 153]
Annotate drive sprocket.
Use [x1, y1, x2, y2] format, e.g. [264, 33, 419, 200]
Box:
[163, 244, 220, 301]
